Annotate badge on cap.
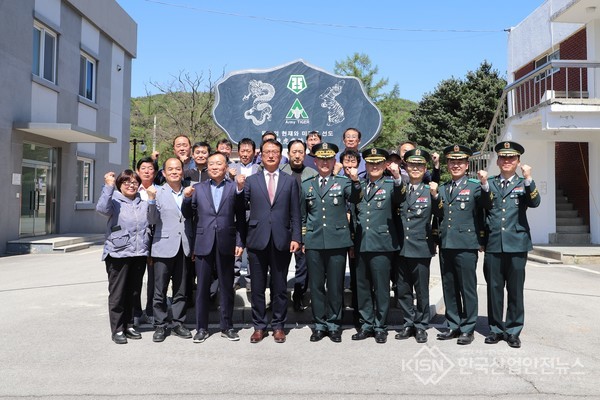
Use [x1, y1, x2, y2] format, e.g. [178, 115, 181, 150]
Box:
[415, 149, 421, 156]
[323, 143, 328, 150]
[371, 148, 377, 155]
[454, 145, 460, 152]
[504, 142, 510, 149]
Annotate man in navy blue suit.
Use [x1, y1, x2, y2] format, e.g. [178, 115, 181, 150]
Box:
[244, 139, 302, 343]
[181, 152, 247, 343]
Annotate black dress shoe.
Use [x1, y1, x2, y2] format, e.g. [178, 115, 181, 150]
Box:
[193, 329, 209, 343]
[506, 334, 521, 348]
[112, 331, 127, 344]
[415, 329, 428, 343]
[172, 324, 192, 339]
[329, 330, 342, 343]
[457, 332, 474, 345]
[375, 331, 388, 344]
[125, 327, 142, 340]
[484, 332, 504, 344]
[394, 326, 415, 340]
[153, 326, 166, 343]
[310, 330, 327, 342]
[351, 330, 373, 341]
[436, 329, 460, 340]
[221, 329, 240, 341]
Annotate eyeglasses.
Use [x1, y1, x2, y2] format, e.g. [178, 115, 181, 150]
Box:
[262, 150, 281, 156]
[122, 180, 139, 187]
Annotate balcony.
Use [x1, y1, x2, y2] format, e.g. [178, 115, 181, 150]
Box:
[470, 59, 600, 175]
[506, 60, 600, 118]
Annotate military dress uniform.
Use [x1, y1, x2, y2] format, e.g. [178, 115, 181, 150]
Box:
[353, 148, 404, 343]
[436, 145, 492, 345]
[301, 143, 362, 342]
[484, 141, 540, 348]
[396, 149, 442, 343]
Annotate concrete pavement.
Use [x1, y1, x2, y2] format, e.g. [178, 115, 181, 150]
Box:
[0, 246, 599, 399]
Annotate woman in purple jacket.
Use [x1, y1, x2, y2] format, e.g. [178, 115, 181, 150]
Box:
[96, 170, 150, 344]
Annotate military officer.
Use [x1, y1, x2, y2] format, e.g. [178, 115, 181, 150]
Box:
[352, 148, 404, 344]
[302, 143, 362, 343]
[395, 149, 442, 343]
[483, 141, 540, 348]
[435, 145, 492, 345]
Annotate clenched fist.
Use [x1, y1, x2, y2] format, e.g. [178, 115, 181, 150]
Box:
[146, 185, 157, 200]
[346, 167, 359, 182]
[183, 186, 195, 198]
[429, 181, 438, 195]
[104, 172, 116, 186]
[236, 174, 246, 191]
[387, 162, 400, 179]
[477, 170, 488, 185]
[521, 164, 532, 180]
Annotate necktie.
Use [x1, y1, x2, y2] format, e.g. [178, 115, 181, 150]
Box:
[409, 184, 415, 200]
[268, 173, 276, 204]
[450, 181, 457, 196]
[320, 177, 327, 194]
[368, 182, 375, 195]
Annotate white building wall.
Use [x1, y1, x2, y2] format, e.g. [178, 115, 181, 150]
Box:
[80, 19, 99, 54]
[507, 0, 582, 84]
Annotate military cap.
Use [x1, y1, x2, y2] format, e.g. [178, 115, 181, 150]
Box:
[494, 141, 524, 156]
[362, 148, 389, 163]
[443, 144, 473, 160]
[387, 149, 402, 161]
[403, 148, 431, 164]
[312, 142, 339, 159]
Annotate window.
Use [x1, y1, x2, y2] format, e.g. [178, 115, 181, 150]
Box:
[534, 50, 560, 82]
[79, 53, 96, 101]
[32, 22, 57, 83]
[76, 157, 94, 202]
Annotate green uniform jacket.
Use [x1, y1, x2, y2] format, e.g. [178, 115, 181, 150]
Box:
[355, 178, 404, 253]
[301, 175, 362, 249]
[438, 178, 492, 250]
[484, 175, 541, 253]
[399, 182, 442, 258]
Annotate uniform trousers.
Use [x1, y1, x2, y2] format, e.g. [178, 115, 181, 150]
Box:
[153, 244, 188, 327]
[483, 251, 527, 336]
[355, 252, 393, 333]
[439, 249, 478, 334]
[397, 256, 431, 330]
[248, 238, 292, 330]
[305, 248, 347, 332]
[105, 255, 146, 334]
[194, 243, 235, 331]
[293, 248, 308, 295]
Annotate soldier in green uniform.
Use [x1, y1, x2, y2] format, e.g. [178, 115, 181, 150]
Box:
[483, 141, 540, 348]
[301, 142, 362, 343]
[352, 148, 404, 344]
[435, 145, 492, 345]
[395, 149, 442, 343]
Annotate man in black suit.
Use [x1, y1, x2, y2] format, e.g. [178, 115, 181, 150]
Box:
[244, 139, 302, 344]
[181, 152, 247, 343]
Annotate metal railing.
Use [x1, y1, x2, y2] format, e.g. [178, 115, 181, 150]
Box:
[470, 60, 600, 174]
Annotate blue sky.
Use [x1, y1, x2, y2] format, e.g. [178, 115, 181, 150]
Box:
[117, 0, 544, 102]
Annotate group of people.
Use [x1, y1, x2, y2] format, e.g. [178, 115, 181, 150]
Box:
[97, 127, 540, 349]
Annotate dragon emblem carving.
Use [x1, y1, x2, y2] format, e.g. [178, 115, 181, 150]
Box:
[242, 80, 275, 126]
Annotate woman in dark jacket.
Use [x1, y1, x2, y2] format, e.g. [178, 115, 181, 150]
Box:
[96, 170, 150, 344]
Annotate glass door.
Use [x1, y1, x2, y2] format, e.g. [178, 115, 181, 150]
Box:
[20, 143, 57, 237]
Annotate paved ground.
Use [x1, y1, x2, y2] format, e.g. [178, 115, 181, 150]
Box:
[0, 246, 599, 399]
